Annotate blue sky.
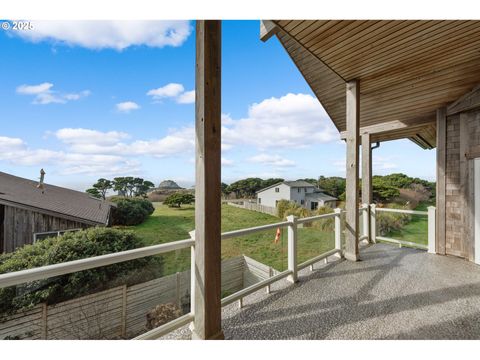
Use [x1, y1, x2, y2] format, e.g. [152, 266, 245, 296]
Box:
[0, 20, 435, 191]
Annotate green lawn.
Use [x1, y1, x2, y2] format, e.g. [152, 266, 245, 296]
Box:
[382, 202, 431, 247]
[122, 203, 334, 274]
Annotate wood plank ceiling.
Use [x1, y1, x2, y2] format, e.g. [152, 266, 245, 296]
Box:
[269, 20, 480, 149]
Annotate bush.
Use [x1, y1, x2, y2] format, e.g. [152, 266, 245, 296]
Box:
[312, 206, 335, 231]
[164, 192, 195, 208]
[146, 303, 183, 330]
[111, 197, 155, 225]
[0, 228, 163, 317]
[376, 203, 412, 236]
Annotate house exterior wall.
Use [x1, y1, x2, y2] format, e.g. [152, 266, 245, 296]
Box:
[289, 187, 313, 206]
[256, 184, 291, 208]
[442, 109, 480, 260]
[1, 205, 92, 253]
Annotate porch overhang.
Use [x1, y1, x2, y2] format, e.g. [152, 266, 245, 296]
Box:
[261, 20, 480, 150]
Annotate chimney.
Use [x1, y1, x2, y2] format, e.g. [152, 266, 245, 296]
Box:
[37, 168, 46, 191]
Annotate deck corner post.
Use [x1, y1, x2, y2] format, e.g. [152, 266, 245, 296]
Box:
[345, 79, 360, 261]
[428, 206, 436, 254]
[361, 203, 370, 243]
[334, 208, 343, 257]
[286, 215, 298, 283]
[370, 204, 377, 244]
[192, 20, 224, 341]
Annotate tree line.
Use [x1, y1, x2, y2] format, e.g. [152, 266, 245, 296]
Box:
[86, 177, 155, 200]
[222, 173, 435, 203]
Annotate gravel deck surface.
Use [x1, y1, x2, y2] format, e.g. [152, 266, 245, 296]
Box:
[161, 243, 480, 340]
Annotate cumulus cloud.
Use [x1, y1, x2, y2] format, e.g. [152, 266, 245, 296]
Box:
[221, 157, 234, 166]
[116, 101, 140, 113]
[333, 156, 398, 175]
[14, 21, 192, 50]
[16, 82, 90, 105]
[0, 135, 139, 176]
[147, 83, 195, 104]
[248, 153, 295, 167]
[222, 93, 338, 149]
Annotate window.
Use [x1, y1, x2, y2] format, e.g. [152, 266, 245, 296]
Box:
[258, 198, 261, 204]
[300, 200, 304, 205]
[275, 188, 279, 193]
[311, 201, 318, 210]
[297, 188, 301, 193]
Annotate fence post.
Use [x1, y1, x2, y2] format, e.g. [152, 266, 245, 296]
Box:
[362, 203, 370, 243]
[286, 215, 298, 283]
[370, 204, 376, 244]
[175, 272, 181, 308]
[188, 230, 196, 331]
[41, 303, 48, 340]
[121, 285, 127, 338]
[334, 208, 343, 258]
[428, 206, 436, 254]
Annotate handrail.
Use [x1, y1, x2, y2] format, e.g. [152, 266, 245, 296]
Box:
[296, 212, 338, 225]
[221, 220, 291, 240]
[0, 238, 195, 289]
[375, 207, 428, 216]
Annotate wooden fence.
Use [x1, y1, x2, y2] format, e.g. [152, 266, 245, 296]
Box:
[227, 201, 278, 217]
[0, 255, 274, 340]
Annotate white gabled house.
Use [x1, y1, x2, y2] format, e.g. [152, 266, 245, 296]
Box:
[256, 180, 338, 210]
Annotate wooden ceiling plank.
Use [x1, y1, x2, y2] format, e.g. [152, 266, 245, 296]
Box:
[338, 21, 475, 80]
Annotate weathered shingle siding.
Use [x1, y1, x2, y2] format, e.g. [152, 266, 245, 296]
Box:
[445, 115, 463, 256]
[444, 110, 480, 259]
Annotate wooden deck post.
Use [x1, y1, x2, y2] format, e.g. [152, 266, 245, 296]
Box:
[192, 20, 223, 340]
[345, 80, 360, 261]
[436, 107, 446, 255]
[428, 206, 436, 254]
[362, 132, 372, 243]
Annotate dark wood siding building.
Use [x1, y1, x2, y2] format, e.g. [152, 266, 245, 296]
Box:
[0, 172, 115, 253]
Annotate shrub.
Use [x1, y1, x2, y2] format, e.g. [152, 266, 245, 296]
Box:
[376, 203, 412, 236]
[111, 197, 155, 225]
[164, 192, 195, 208]
[312, 206, 335, 231]
[146, 303, 183, 330]
[0, 228, 163, 317]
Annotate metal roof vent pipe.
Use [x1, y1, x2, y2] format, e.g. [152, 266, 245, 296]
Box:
[37, 168, 46, 193]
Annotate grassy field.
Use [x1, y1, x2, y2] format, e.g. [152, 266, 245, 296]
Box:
[122, 203, 334, 274]
[382, 202, 431, 246]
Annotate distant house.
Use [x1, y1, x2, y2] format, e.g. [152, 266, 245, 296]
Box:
[0, 172, 116, 253]
[256, 180, 337, 210]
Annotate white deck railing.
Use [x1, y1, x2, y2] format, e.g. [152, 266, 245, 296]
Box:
[0, 204, 434, 339]
[371, 204, 436, 253]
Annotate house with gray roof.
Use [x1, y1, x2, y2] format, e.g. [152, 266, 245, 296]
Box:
[255, 180, 337, 210]
[0, 171, 116, 253]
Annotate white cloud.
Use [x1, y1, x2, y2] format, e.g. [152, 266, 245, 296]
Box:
[176, 90, 195, 104]
[222, 93, 338, 149]
[116, 101, 140, 113]
[147, 83, 194, 104]
[333, 155, 398, 175]
[14, 21, 192, 50]
[16, 82, 53, 95]
[16, 82, 90, 105]
[221, 157, 234, 166]
[249, 153, 295, 167]
[0, 135, 139, 176]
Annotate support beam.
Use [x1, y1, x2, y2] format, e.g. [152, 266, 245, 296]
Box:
[345, 79, 360, 261]
[436, 107, 446, 255]
[447, 84, 480, 116]
[192, 20, 223, 340]
[339, 117, 435, 139]
[260, 20, 279, 42]
[361, 133, 372, 205]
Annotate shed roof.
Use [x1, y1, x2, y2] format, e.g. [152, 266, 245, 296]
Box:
[0, 172, 115, 225]
[305, 191, 338, 202]
[263, 20, 480, 149]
